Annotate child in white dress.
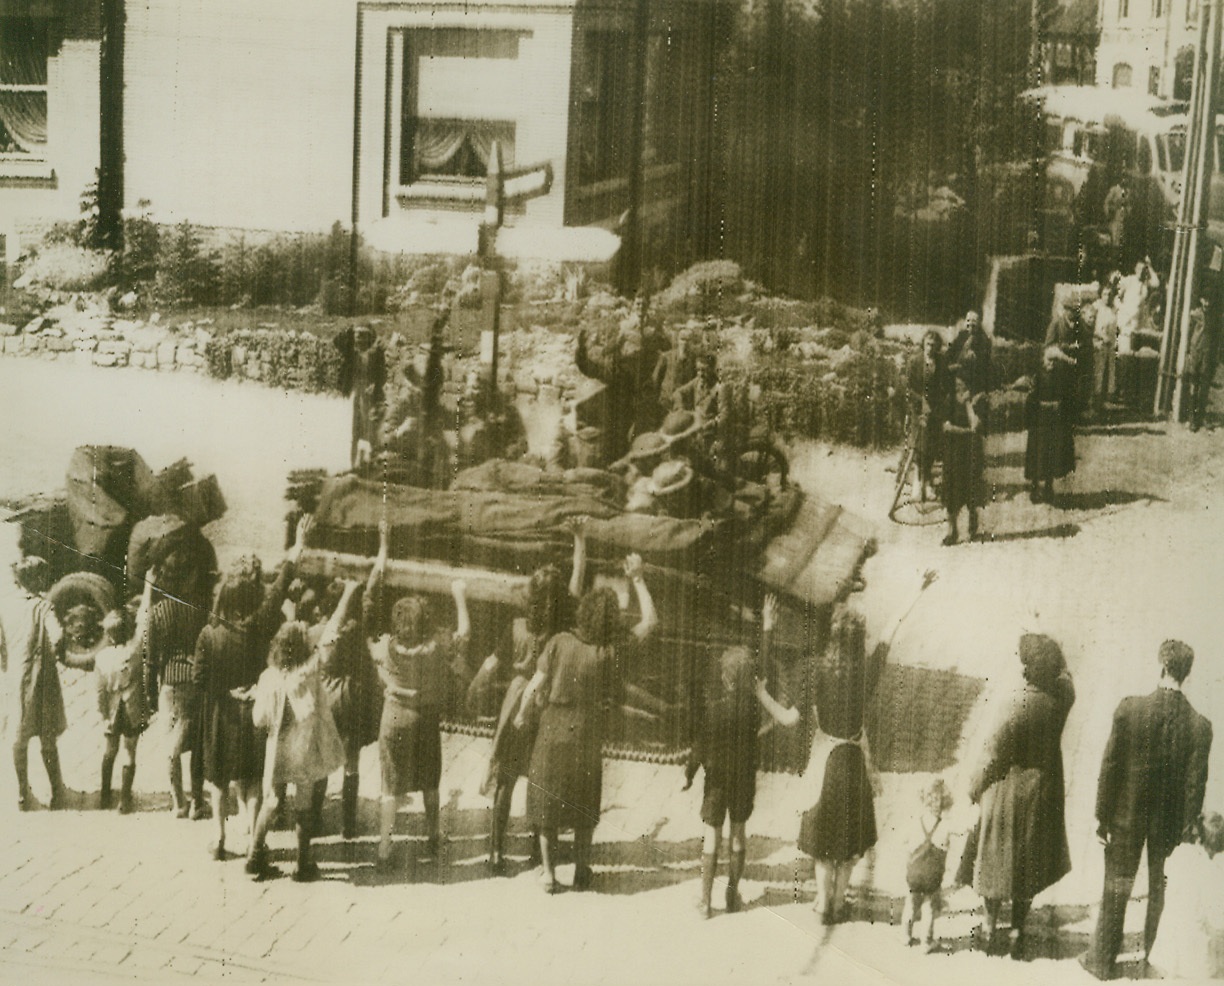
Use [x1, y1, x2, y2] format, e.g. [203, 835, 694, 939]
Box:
[1147, 812, 1224, 980]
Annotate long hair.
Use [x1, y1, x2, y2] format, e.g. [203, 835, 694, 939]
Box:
[268, 621, 312, 672]
[575, 588, 621, 648]
[525, 565, 568, 638]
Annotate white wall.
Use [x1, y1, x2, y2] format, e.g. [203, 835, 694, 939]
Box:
[356, 3, 575, 237]
[124, 0, 356, 233]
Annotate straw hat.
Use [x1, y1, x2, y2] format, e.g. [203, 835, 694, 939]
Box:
[626, 432, 669, 462]
[649, 460, 693, 497]
[659, 410, 700, 444]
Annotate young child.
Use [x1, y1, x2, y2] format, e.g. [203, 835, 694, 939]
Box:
[1147, 812, 1224, 979]
[903, 777, 953, 952]
[685, 594, 799, 919]
[95, 574, 154, 813]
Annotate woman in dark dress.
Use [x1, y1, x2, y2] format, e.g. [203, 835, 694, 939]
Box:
[906, 330, 952, 502]
[941, 375, 986, 545]
[1024, 347, 1078, 504]
[482, 562, 572, 873]
[518, 553, 658, 893]
[365, 525, 471, 869]
[797, 608, 879, 925]
[967, 633, 1074, 957]
[194, 528, 300, 868]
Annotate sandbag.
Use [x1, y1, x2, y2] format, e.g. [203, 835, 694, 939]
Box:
[65, 446, 162, 558]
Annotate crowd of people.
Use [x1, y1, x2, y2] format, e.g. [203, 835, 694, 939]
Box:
[6, 507, 1218, 976]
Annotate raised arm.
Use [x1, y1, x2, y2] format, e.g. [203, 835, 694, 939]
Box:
[566, 515, 589, 599]
[314, 580, 361, 668]
[754, 594, 799, 727]
[363, 520, 390, 644]
[624, 554, 657, 642]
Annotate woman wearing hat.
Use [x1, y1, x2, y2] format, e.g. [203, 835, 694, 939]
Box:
[965, 633, 1075, 957]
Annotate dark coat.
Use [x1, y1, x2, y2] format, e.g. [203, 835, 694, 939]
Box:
[969, 673, 1075, 900]
[18, 596, 67, 739]
[1095, 687, 1213, 860]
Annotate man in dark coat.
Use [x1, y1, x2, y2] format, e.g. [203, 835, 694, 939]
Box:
[1079, 640, 1213, 980]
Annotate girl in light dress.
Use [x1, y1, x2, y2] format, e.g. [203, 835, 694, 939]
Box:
[1147, 812, 1224, 979]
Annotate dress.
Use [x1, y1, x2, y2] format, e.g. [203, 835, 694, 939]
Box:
[941, 396, 984, 512]
[320, 620, 381, 753]
[96, 642, 148, 738]
[968, 674, 1074, 901]
[797, 658, 878, 863]
[1146, 844, 1224, 979]
[1024, 368, 1076, 483]
[251, 656, 345, 791]
[526, 631, 626, 831]
[486, 618, 551, 789]
[17, 596, 67, 741]
[372, 632, 466, 796]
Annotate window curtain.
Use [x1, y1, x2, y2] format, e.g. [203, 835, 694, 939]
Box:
[415, 119, 513, 172]
[0, 29, 48, 152]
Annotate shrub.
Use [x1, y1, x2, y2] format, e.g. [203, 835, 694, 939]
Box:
[19, 242, 111, 291]
[656, 260, 747, 316]
[117, 201, 160, 287]
[156, 222, 220, 307]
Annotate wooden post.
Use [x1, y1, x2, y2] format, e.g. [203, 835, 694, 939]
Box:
[479, 140, 505, 389]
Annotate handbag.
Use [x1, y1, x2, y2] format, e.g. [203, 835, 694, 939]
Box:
[906, 814, 947, 894]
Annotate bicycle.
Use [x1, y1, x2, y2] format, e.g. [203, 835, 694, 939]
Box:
[888, 415, 945, 526]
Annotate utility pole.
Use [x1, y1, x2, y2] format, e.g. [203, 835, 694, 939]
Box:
[1155, 0, 1221, 418]
[97, 0, 125, 252]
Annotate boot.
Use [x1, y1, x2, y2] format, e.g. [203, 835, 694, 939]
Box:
[170, 761, 188, 818]
[119, 765, 136, 815]
[698, 853, 716, 919]
[293, 816, 320, 882]
[42, 744, 66, 810]
[100, 753, 116, 810]
[13, 745, 31, 811]
[341, 774, 359, 840]
[726, 848, 746, 914]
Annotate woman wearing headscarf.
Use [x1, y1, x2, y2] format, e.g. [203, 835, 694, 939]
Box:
[966, 633, 1075, 957]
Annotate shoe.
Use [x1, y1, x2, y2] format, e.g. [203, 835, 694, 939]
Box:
[292, 861, 321, 883]
[48, 789, 67, 811]
[190, 800, 211, 821]
[1076, 951, 1117, 981]
[486, 857, 507, 877]
[209, 843, 227, 862]
[725, 886, 742, 914]
[941, 533, 958, 547]
[572, 865, 594, 892]
[17, 789, 32, 812]
[245, 851, 279, 881]
[923, 939, 940, 954]
[539, 871, 561, 895]
[1009, 932, 1029, 960]
[175, 802, 191, 819]
[697, 898, 713, 920]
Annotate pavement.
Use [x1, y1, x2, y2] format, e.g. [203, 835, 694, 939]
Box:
[2, 370, 1222, 983]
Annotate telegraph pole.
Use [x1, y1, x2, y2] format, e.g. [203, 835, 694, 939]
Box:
[1156, 0, 1221, 418]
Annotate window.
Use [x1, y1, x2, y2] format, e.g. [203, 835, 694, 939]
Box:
[1149, 66, 1161, 95]
[1188, 0, 1199, 22]
[1113, 62, 1133, 87]
[397, 30, 520, 188]
[1153, 0, 1163, 16]
[0, 18, 49, 160]
[1174, 45, 1195, 100]
[1137, 135, 1153, 174]
[1119, 0, 1129, 17]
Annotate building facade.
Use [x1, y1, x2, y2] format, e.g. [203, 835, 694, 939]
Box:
[1096, 0, 1199, 100]
[1, 0, 731, 272]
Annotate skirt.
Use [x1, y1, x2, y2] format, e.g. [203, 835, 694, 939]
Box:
[527, 705, 603, 831]
[201, 694, 265, 787]
[797, 742, 877, 862]
[379, 700, 442, 797]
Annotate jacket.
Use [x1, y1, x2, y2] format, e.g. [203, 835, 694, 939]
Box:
[1096, 687, 1213, 858]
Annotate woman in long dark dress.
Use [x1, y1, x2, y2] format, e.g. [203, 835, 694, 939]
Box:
[194, 523, 301, 868]
[518, 553, 658, 893]
[482, 561, 572, 873]
[797, 608, 879, 925]
[941, 376, 986, 545]
[967, 633, 1075, 957]
[1024, 347, 1078, 504]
